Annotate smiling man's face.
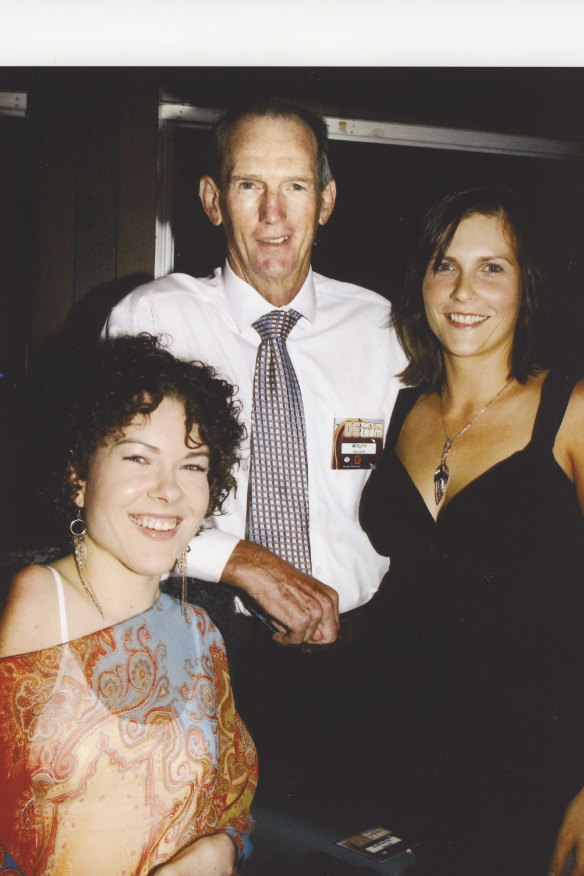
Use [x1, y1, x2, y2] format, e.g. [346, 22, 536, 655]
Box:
[200, 114, 336, 306]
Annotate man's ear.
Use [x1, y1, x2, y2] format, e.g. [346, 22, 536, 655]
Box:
[318, 179, 337, 226]
[199, 175, 223, 227]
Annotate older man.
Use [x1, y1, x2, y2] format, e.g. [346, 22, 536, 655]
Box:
[105, 98, 403, 797]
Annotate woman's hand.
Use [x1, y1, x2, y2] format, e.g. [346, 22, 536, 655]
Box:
[549, 787, 584, 876]
[149, 833, 236, 876]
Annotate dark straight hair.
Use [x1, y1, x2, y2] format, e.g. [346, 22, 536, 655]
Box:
[209, 97, 333, 192]
[393, 186, 543, 392]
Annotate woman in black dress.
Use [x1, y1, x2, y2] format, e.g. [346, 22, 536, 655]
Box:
[360, 187, 584, 876]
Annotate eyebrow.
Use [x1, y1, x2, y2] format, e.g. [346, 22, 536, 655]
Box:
[437, 254, 516, 264]
[230, 173, 314, 183]
[477, 255, 516, 263]
[184, 448, 210, 458]
[114, 439, 209, 457]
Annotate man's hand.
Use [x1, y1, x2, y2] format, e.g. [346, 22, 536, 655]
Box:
[222, 540, 340, 646]
[549, 786, 584, 876]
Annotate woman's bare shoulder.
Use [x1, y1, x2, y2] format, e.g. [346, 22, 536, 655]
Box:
[0, 564, 61, 657]
[556, 377, 584, 437]
[567, 376, 584, 406]
[553, 377, 584, 497]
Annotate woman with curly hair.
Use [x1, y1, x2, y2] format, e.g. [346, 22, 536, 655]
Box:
[0, 334, 257, 876]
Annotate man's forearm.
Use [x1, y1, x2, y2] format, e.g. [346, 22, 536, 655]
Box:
[221, 540, 340, 645]
[186, 532, 339, 645]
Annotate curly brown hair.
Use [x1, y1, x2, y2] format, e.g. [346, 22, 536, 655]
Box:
[54, 334, 244, 521]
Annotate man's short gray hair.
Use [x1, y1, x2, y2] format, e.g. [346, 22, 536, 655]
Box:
[210, 97, 333, 192]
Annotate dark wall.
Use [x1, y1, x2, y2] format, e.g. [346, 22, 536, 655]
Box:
[3, 66, 584, 356]
[0, 114, 33, 390]
[1, 66, 584, 563]
[0, 69, 161, 563]
[0, 69, 160, 357]
[171, 86, 584, 372]
[160, 67, 584, 142]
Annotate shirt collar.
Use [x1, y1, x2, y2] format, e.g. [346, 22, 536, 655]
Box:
[222, 261, 317, 332]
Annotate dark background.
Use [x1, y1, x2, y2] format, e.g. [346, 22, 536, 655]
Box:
[1, 66, 584, 558]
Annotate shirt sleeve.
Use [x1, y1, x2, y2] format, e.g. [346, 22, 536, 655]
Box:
[102, 292, 157, 339]
[186, 528, 241, 582]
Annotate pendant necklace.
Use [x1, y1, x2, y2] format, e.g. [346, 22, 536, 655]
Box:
[434, 378, 513, 505]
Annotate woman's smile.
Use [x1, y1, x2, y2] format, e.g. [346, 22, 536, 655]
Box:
[423, 212, 521, 363]
[76, 397, 210, 580]
[128, 514, 183, 537]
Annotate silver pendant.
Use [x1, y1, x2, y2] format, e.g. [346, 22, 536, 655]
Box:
[434, 460, 449, 505]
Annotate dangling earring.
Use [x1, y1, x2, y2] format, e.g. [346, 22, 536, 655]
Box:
[176, 546, 190, 619]
[70, 511, 87, 570]
[69, 511, 104, 619]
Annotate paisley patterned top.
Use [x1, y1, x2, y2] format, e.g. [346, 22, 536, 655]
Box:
[0, 591, 257, 875]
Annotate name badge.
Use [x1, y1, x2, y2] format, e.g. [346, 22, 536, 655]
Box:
[331, 418, 385, 469]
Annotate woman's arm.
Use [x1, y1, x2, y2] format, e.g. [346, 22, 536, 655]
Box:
[210, 630, 258, 867]
[167, 609, 258, 873]
[0, 565, 61, 656]
[549, 788, 584, 876]
[149, 833, 236, 876]
[548, 377, 584, 875]
[554, 378, 584, 513]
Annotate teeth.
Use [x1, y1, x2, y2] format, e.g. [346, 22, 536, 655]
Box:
[262, 237, 287, 245]
[129, 516, 178, 531]
[448, 313, 488, 326]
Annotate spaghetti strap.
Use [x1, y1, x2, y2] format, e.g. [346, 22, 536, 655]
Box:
[46, 566, 69, 643]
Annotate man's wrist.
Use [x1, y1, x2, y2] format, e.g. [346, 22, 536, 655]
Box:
[221, 540, 278, 594]
[186, 531, 242, 582]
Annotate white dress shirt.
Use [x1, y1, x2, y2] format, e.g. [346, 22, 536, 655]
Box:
[105, 263, 405, 613]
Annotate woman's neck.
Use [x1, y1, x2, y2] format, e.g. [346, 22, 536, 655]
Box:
[441, 355, 513, 419]
[58, 551, 161, 625]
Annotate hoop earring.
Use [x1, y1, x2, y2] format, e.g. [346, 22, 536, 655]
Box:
[176, 546, 190, 619]
[69, 511, 104, 619]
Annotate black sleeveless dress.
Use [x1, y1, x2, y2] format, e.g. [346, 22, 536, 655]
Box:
[359, 372, 584, 876]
